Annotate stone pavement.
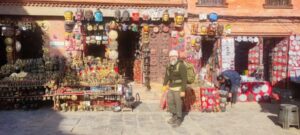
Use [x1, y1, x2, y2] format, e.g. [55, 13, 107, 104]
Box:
[0, 100, 299, 135]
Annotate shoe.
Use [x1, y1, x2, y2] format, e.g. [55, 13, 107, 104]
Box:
[167, 115, 177, 124]
[171, 117, 182, 128]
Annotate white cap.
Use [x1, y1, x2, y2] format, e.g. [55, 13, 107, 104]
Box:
[169, 50, 178, 57]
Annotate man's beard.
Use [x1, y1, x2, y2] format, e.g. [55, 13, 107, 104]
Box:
[170, 59, 178, 65]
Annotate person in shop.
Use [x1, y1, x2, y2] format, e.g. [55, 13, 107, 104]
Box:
[162, 50, 187, 128]
[216, 70, 241, 107]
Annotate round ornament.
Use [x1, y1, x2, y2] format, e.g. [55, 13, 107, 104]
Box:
[108, 30, 118, 40]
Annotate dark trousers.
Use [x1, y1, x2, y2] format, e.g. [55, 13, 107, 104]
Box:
[167, 90, 182, 118]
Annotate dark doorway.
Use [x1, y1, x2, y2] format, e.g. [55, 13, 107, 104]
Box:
[234, 41, 256, 74]
[117, 30, 139, 81]
[201, 39, 216, 66]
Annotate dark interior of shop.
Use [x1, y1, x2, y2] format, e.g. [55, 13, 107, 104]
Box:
[201, 39, 215, 66]
[0, 25, 44, 67]
[234, 41, 256, 75]
[117, 30, 139, 81]
[0, 35, 7, 67]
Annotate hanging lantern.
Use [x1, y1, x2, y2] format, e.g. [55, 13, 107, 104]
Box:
[174, 11, 184, 28]
[64, 11, 73, 22]
[208, 12, 218, 22]
[75, 9, 84, 21]
[162, 10, 170, 23]
[94, 9, 103, 23]
[132, 10, 140, 22]
[15, 40, 22, 52]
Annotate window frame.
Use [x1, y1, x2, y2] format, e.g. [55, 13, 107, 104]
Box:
[196, 0, 228, 8]
[263, 0, 293, 9]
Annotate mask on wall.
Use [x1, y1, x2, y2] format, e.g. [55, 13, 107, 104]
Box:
[191, 23, 198, 35]
[151, 10, 160, 21]
[132, 11, 140, 22]
[162, 10, 170, 23]
[94, 9, 103, 23]
[142, 11, 150, 21]
[207, 23, 217, 36]
[64, 11, 73, 22]
[84, 10, 94, 22]
[175, 12, 184, 28]
[75, 9, 84, 21]
[121, 10, 130, 22]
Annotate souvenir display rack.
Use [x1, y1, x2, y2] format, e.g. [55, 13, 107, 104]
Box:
[288, 35, 300, 83]
[0, 57, 63, 110]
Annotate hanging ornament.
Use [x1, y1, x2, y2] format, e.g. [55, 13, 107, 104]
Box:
[75, 9, 84, 22]
[4, 37, 13, 45]
[132, 10, 140, 22]
[207, 23, 217, 36]
[191, 23, 198, 35]
[142, 11, 150, 21]
[108, 50, 119, 60]
[121, 10, 130, 22]
[151, 10, 160, 21]
[84, 10, 94, 22]
[64, 11, 73, 22]
[15, 40, 22, 52]
[208, 12, 218, 22]
[199, 25, 207, 35]
[108, 30, 118, 40]
[94, 9, 103, 23]
[162, 10, 170, 23]
[174, 11, 184, 28]
[131, 24, 138, 32]
[143, 25, 149, 33]
[109, 21, 118, 30]
[115, 10, 121, 22]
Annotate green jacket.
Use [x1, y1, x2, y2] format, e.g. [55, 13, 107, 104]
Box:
[163, 60, 187, 92]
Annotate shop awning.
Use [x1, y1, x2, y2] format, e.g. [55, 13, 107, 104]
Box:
[227, 22, 300, 36]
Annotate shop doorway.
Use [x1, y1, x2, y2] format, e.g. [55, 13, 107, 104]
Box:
[263, 37, 288, 88]
[201, 39, 216, 66]
[234, 41, 257, 75]
[117, 30, 139, 81]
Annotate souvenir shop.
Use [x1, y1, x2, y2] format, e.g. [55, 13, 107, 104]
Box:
[0, 8, 188, 111]
[0, 16, 61, 110]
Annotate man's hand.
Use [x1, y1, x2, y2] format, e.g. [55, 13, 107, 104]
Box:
[228, 92, 232, 98]
[180, 91, 185, 97]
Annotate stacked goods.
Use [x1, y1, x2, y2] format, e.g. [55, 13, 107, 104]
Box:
[200, 88, 226, 112]
[0, 57, 63, 110]
[238, 82, 272, 102]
